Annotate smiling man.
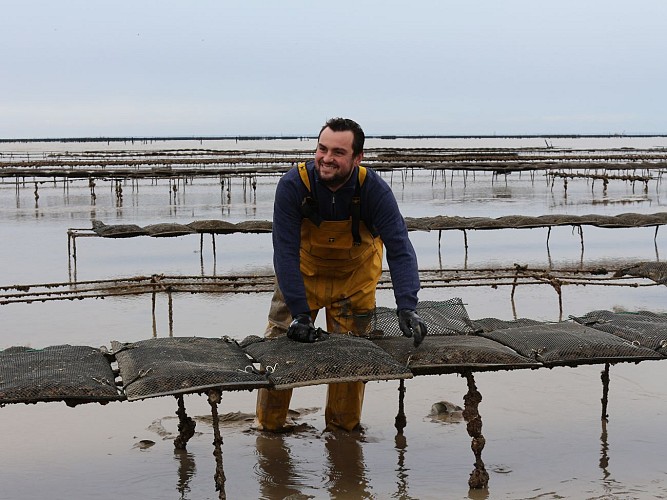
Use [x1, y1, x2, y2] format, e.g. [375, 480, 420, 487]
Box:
[255, 117, 427, 432]
[314, 122, 363, 189]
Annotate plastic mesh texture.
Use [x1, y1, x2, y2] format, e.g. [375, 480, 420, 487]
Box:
[479, 321, 663, 366]
[471, 317, 543, 333]
[91, 220, 147, 238]
[112, 337, 271, 401]
[368, 298, 476, 337]
[0, 345, 120, 405]
[91, 219, 273, 238]
[234, 220, 272, 233]
[571, 310, 667, 355]
[143, 223, 195, 237]
[614, 261, 667, 285]
[187, 219, 237, 234]
[242, 334, 412, 390]
[405, 212, 667, 231]
[370, 299, 540, 373]
[372, 335, 541, 375]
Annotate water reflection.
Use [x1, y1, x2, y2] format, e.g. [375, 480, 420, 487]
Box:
[324, 430, 371, 499]
[394, 433, 416, 500]
[254, 433, 302, 499]
[599, 419, 610, 479]
[253, 430, 373, 499]
[173, 448, 197, 499]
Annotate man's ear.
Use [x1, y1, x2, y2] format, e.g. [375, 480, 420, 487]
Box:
[354, 152, 364, 166]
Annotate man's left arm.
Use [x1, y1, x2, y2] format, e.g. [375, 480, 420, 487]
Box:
[366, 181, 427, 346]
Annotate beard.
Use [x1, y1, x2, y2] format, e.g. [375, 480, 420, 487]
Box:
[316, 160, 355, 190]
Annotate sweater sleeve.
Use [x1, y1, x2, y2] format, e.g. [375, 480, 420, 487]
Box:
[364, 171, 420, 311]
[272, 170, 311, 316]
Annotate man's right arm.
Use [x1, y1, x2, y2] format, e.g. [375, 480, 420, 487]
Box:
[272, 172, 311, 316]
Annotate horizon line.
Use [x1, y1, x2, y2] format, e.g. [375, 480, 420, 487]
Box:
[2, 133, 666, 143]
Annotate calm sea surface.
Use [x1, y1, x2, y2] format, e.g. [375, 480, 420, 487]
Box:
[1, 136, 666, 499]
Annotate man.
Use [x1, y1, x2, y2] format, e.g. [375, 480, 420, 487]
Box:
[256, 117, 427, 432]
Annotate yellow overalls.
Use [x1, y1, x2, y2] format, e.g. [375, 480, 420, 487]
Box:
[256, 163, 384, 431]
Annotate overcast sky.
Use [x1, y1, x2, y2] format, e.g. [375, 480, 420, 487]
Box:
[2, 1, 665, 138]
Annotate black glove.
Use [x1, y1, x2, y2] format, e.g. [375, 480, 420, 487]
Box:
[398, 309, 428, 347]
[286, 314, 326, 343]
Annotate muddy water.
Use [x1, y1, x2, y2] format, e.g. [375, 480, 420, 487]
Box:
[1, 137, 666, 499]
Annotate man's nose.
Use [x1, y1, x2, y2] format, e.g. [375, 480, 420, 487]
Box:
[322, 151, 334, 163]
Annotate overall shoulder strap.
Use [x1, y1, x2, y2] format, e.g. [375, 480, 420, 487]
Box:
[350, 166, 366, 245]
[358, 165, 367, 186]
[297, 162, 311, 191]
[297, 162, 322, 226]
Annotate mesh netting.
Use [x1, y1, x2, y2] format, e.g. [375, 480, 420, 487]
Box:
[112, 337, 271, 401]
[234, 220, 273, 233]
[368, 298, 475, 337]
[143, 223, 195, 237]
[90, 219, 273, 238]
[471, 317, 543, 332]
[479, 321, 663, 366]
[571, 310, 667, 354]
[0, 345, 120, 405]
[614, 262, 667, 285]
[187, 219, 237, 234]
[242, 334, 412, 390]
[404, 212, 667, 231]
[372, 335, 540, 375]
[92, 220, 147, 238]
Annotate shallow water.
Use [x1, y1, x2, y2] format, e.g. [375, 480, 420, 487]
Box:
[1, 137, 666, 499]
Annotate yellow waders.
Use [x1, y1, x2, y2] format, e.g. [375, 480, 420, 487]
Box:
[256, 165, 383, 432]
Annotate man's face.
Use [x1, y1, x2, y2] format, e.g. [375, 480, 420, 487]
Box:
[314, 127, 363, 191]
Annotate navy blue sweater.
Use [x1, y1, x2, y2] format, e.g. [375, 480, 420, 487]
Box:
[272, 160, 420, 316]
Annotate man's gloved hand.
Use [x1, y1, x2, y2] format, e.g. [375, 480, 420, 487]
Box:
[286, 314, 325, 343]
[398, 309, 428, 347]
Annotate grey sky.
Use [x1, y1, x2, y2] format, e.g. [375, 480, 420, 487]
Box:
[1, 1, 665, 138]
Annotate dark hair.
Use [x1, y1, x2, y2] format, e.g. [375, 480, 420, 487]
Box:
[319, 117, 365, 156]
